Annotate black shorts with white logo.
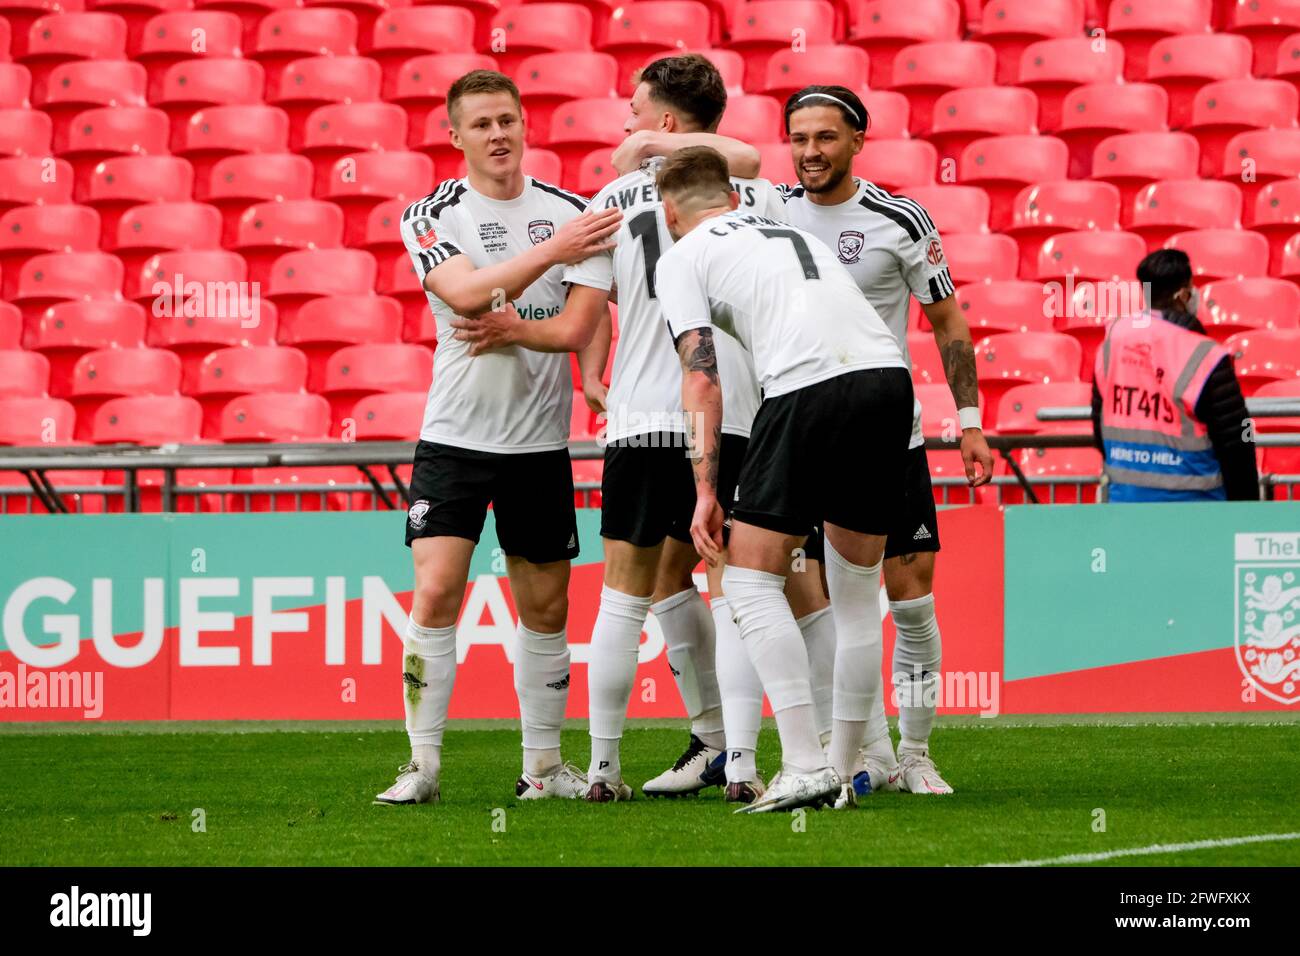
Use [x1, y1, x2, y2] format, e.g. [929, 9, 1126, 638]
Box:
[732, 367, 914, 538]
[404, 440, 580, 564]
[601, 431, 749, 548]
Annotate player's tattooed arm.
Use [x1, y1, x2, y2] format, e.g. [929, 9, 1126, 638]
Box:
[924, 296, 980, 412]
[676, 326, 720, 386]
[675, 328, 724, 495]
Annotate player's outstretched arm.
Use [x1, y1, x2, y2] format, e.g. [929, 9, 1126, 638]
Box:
[676, 328, 726, 565]
[613, 130, 761, 179]
[923, 295, 994, 487]
[450, 283, 611, 355]
[424, 208, 621, 316]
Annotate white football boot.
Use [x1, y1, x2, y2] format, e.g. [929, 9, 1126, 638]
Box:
[898, 748, 954, 795]
[584, 778, 634, 802]
[641, 734, 726, 798]
[734, 766, 839, 814]
[515, 762, 588, 800]
[832, 782, 858, 810]
[373, 761, 439, 805]
[854, 752, 901, 796]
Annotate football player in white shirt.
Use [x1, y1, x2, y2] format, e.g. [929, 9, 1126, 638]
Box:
[451, 55, 812, 804]
[654, 146, 915, 812]
[780, 85, 993, 797]
[374, 70, 622, 806]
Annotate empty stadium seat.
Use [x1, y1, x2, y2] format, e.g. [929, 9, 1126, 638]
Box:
[177, 104, 290, 184]
[576, 146, 619, 195]
[1200, 278, 1300, 342]
[385, 52, 496, 146]
[725, 1, 837, 92]
[110, 201, 223, 278]
[319, 342, 432, 429]
[135, 11, 244, 98]
[977, 0, 1083, 84]
[1221, 127, 1300, 209]
[954, 280, 1057, 335]
[12, 251, 124, 321]
[320, 149, 433, 244]
[0, 63, 33, 108]
[546, 96, 630, 190]
[487, 3, 593, 77]
[913, 381, 986, 436]
[275, 293, 403, 387]
[298, 102, 407, 182]
[598, 2, 711, 95]
[92, 393, 202, 444]
[1272, 30, 1300, 91]
[154, 58, 266, 145]
[0, 106, 50, 158]
[20, 12, 128, 97]
[70, 346, 183, 436]
[959, 134, 1068, 230]
[1251, 378, 1300, 434]
[34, 60, 147, 146]
[1188, 79, 1298, 178]
[414, 103, 457, 172]
[762, 45, 869, 105]
[271, 55, 383, 149]
[1057, 82, 1169, 179]
[998, 446, 1102, 503]
[0, 395, 76, 445]
[516, 50, 619, 147]
[1105, 0, 1213, 82]
[0, 156, 75, 213]
[231, 198, 345, 285]
[367, 7, 475, 92]
[79, 154, 195, 245]
[198, 151, 313, 242]
[264, 247, 378, 322]
[943, 232, 1019, 284]
[901, 185, 990, 235]
[1145, 33, 1252, 129]
[56, 105, 171, 193]
[359, 196, 409, 255]
[189, 344, 308, 434]
[1248, 178, 1300, 270]
[0, 303, 19, 350]
[994, 381, 1093, 434]
[1165, 228, 1271, 282]
[26, 299, 147, 395]
[1225, 0, 1300, 77]
[351, 390, 424, 440]
[848, 0, 962, 90]
[1223, 329, 1300, 394]
[250, 7, 359, 88]
[929, 85, 1038, 167]
[0, 349, 50, 398]
[225, 463, 360, 511]
[1129, 179, 1243, 250]
[889, 40, 996, 137]
[906, 330, 945, 384]
[854, 139, 938, 190]
[1005, 180, 1122, 277]
[220, 390, 331, 441]
[973, 330, 1083, 410]
[1036, 229, 1146, 283]
[87, 0, 197, 51]
[0, 203, 101, 300]
[716, 94, 783, 143]
[1015, 37, 1125, 132]
[1090, 131, 1200, 211]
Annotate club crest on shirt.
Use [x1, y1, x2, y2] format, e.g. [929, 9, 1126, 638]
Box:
[837, 230, 864, 263]
[407, 499, 431, 531]
[528, 219, 555, 245]
[413, 218, 437, 249]
[925, 237, 945, 266]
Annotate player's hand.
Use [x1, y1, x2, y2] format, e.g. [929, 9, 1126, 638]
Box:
[611, 130, 655, 174]
[582, 377, 608, 414]
[450, 302, 523, 355]
[544, 207, 622, 265]
[690, 495, 725, 567]
[961, 428, 994, 487]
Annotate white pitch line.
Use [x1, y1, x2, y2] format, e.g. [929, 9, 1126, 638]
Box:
[982, 832, 1300, 867]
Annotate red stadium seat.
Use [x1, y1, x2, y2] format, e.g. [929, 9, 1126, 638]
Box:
[1225, 0, 1300, 77]
[994, 381, 1093, 434]
[319, 341, 433, 428]
[1015, 37, 1124, 132]
[954, 280, 1057, 335]
[1221, 128, 1300, 210]
[856, 90, 911, 140]
[1249, 178, 1300, 269]
[360, 196, 410, 255]
[942, 232, 1019, 284]
[270, 55, 383, 149]
[26, 299, 147, 395]
[1200, 278, 1300, 343]
[414, 103, 457, 172]
[1165, 228, 1271, 282]
[85, 0, 195, 52]
[265, 247, 378, 322]
[1005, 180, 1121, 277]
[0, 203, 100, 300]
[231, 199, 344, 285]
[641, 47, 745, 96]
[0, 156, 74, 213]
[70, 346, 183, 436]
[762, 45, 868, 105]
[374, 246, 427, 328]
[958, 134, 1068, 231]
[91, 394, 203, 444]
[576, 146, 618, 195]
[12, 251, 124, 321]
[191, 0, 302, 45]
[1035, 229, 1146, 283]
[0, 395, 77, 445]
[928, 85, 1038, 167]
[1272, 30, 1300, 92]
[385, 52, 496, 146]
[352, 390, 424, 440]
[0, 63, 33, 107]
[225, 463, 362, 511]
[20, 13, 127, 98]
[0, 1, 61, 61]
[906, 330, 945, 384]
[0, 303, 19, 349]
[998, 446, 1102, 503]
[129, 248, 251, 354]
[1276, 231, 1300, 284]
[220, 390, 331, 441]
[517, 50, 619, 147]
[1057, 82, 1169, 179]
[853, 139, 938, 190]
[34, 60, 147, 147]
[1146, 33, 1252, 129]
[276, 293, 402, 387]
[725, 1, 836, 92]
[913, 382, 985, 437]
[176, 104, 290, 184]
[0, 349, 50, 398]
[135, 12, 244, 99]
[0, 107, 50, 158]
[298, 102, 407, 182]
[1251, 378, 1300, 434]
[1090, 131, 1200, 212]
[368, 8, 475, 94]
[80, 155, 196, 245]
[546, 96, 629, 189]
[1105, 0, 1213, 82]
[154, 58, 266, 146]
[972, 330, 1083, 410]
[250, 8, 359, 88]
[487, 3, 593, 77]
[189, 344, 308, 434]
[716, 94, 783, 143]
[976, 0, 1082, 85]
[754, 141, 795, 184]
[319, 149, 433, 243]
[597, 2, 711, 95]
[900, 185, 990, 235]
[1128, 179, 1242, 250]
[56, 105, 171, 193]
[198, 151, 313, 242]
[1187, 79, 1298, 178]
[111, 201, 224, 278]
[889, 40, 996, 137]
[1223, 329, 1300, 394]
[847, 0, 962, 90]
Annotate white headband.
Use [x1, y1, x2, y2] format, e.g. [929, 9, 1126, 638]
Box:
[795, 92, 863, 125]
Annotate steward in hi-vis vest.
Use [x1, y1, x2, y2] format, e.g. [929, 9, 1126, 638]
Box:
[1091, 249, 1259, 502]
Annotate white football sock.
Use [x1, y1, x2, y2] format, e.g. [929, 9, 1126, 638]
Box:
[723, 565, 824, 775]
[797, 606, 836, 744]
[712, 596, 764, 783]
[513, 624, 570, 777]
[587, 585, 650, 782]
[652, 587, 724, 749]
[891, 593, 942, 752]
[404, 617, 457, 780]
[864, 688, 895, 764]
[824, 538, 884, 781]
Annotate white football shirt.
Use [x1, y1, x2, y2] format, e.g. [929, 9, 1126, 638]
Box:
[780, 179, 954, 449]
[656, 210, 905, 399]
[400, 176, 587, 453]
[564, 164, 786, 441]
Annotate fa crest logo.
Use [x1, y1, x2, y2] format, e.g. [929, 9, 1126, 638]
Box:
[1234, 533, 1300, 705]
[407, 499, 431, 531]
[412, 217, 437, 250]
[837, 230, 864, 263]
[528, 219, 554, 245]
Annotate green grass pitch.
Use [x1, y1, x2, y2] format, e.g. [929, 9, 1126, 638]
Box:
[2, 716, 1297, 867]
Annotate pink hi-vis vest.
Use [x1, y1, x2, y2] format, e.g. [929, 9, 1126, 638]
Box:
[1093, 312, 1230, 498]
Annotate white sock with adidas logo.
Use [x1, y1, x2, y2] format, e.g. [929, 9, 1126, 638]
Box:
[514, 624, 570, 777]
[587, 585, 652, 783]
[404, 617, 458, 780]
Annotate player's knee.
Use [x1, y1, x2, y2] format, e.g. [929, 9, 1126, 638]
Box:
[883, 552, 935, 601]
[517, 597, 568, 635]
[411, 575, 463, 628]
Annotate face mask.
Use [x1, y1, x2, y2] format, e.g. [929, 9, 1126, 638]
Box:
[1184, 286, 1199, 317]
